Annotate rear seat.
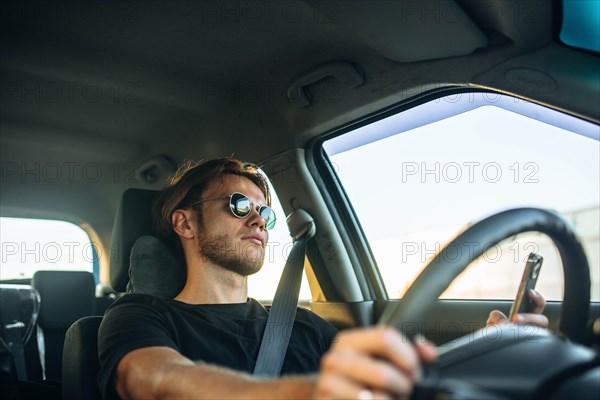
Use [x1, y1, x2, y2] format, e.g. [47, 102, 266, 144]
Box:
[31, 271, 98, 381]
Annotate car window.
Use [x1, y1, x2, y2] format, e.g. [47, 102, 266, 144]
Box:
[0, 217, 95, 281]
[323, 93, 599, 301]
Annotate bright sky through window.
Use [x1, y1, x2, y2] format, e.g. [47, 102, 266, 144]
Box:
[1, 217, 93, 280]
[325, 95, 600, 301]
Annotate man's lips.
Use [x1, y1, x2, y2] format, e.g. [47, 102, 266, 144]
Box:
[242, 235, 264, 247]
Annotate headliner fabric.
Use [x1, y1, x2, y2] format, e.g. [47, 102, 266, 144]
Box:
[127, 235, 186, 299]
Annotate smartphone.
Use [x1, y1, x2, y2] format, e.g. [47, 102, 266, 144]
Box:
[508, 253, 543, 321]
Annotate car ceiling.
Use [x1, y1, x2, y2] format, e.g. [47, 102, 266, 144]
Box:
[1, 0, 598, 243]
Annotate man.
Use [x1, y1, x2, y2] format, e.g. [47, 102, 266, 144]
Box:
[98, 157, 546, 399]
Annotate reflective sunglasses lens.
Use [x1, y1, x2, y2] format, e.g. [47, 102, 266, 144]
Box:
[259, 206, 276, 230]
[231, 193, 251, 217]
[230, 193, 276, 229]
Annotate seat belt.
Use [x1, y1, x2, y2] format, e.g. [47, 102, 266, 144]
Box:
[253, 209, 315, 378]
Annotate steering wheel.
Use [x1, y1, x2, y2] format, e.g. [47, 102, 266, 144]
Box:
[379, 207, 591, 342]
[378, 208, 594, 399]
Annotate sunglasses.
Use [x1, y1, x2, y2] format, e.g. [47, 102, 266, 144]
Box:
[193, 192, 276, 230]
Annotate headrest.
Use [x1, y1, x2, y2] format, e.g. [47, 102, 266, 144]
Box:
[127, 236, 186, 298]
[31, 271, 94, 331]
[109, 189, 160, 292]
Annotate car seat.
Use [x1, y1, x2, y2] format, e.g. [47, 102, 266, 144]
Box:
[62, 189, 185, 400]
[32, 271, 96, 381]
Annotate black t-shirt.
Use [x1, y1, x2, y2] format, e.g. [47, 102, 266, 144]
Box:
[97, 293, 338, 399]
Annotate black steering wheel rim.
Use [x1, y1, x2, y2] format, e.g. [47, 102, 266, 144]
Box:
[379, 207, 591, 344]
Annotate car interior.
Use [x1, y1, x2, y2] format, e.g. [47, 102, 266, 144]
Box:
[1, 1, 599, 399]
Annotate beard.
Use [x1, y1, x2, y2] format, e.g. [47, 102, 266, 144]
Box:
[197, 232, 265, 276]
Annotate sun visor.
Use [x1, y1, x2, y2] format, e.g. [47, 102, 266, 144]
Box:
[318, 0, 488, 62]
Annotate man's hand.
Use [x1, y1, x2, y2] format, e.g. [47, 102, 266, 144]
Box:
[314, 327, 437, 400]
[486, 289, 548, 328]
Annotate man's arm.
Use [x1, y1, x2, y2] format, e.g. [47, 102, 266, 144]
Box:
[116, 327, 437, 400]
[116, 346, 314, 399]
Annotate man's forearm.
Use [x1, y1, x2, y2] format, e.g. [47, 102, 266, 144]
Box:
[159, 363, 315, 399]
[119, 357, 316, 400]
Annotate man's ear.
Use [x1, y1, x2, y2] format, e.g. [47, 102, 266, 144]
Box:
[171, 209, 196, 239]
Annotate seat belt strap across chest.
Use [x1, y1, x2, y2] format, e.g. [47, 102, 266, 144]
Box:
[253, 209, 315, 378]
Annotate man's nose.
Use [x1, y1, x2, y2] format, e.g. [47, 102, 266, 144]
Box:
[246, 205, 266, 230]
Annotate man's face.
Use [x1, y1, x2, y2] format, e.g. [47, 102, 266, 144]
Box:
[194, 174, 269, 276]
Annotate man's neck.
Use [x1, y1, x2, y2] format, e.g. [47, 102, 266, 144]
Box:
[174, 260, 249, 304]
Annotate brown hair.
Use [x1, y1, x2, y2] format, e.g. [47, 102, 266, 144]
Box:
[153, 157, 271, 259]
